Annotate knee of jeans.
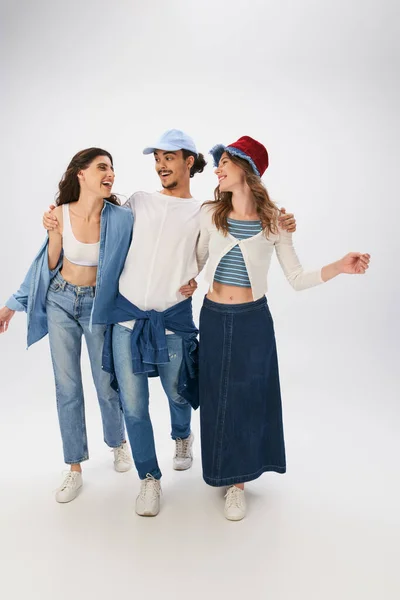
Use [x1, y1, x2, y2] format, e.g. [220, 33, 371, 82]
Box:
[52, 368, 82, 393]
[169, 393, 188, 406]
[121, 394, 149, 420]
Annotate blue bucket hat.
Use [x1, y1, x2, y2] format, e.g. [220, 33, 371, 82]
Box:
[143, 129, 198, 155]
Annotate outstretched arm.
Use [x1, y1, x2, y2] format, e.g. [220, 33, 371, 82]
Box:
[321, 252, 370, 281]
[275, 228, 370, 290]
[1, 244, 43, 333]
[1, 203, 66, 334]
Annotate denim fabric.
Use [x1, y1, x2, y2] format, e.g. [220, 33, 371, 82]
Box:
[6, 239, 62, 347]
[5, 201, 133, 348]
[112, 325, 191, 480]
[47, 272, 125, 464]
[102, 293, 199, 409]
[199, 296, 286, 487]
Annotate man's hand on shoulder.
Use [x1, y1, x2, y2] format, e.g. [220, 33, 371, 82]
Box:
[278, 207, 296, 233]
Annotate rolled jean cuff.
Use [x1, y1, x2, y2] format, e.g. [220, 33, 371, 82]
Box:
[64, 454, 89, 465]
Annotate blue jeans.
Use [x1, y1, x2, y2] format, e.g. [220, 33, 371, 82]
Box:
[112, 324, 192, 480]
[46, 273, 125, 464]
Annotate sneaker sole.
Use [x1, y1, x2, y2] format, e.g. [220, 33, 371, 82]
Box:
[56, 484, 83, 504]
[224, 512, 245, 521]
[136, 510, 159, 517]
[173, 461, 193, 471]
[114, 463, 133, 473]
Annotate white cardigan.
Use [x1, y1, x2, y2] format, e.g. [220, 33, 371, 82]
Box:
[196, 205, 324, 300]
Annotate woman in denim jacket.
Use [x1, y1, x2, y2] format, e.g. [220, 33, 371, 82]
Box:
[196, 136, 371, 521]
[0, 148, 134, 503]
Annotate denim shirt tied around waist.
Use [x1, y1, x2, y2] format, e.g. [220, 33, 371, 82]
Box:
[5, 201, 134, 348]
[102, 293, 200, 410]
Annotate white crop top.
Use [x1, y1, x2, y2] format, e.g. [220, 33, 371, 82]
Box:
[62, 203, 100, 267]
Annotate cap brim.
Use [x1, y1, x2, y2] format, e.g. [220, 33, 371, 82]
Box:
[143, 147, 156, 155]
[143, 143, 184, 155]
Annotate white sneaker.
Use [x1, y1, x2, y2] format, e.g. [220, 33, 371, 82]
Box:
[135, 474, 162, 517]
[224, 485, 246, 521]
[55, 471, 83, 503]
[113, 442, 132, 472]
[173, 432, 194, 470]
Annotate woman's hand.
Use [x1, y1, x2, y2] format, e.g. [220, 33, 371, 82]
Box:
[0, 306, 15, 333]
[179, 279, 198, 298]
[338, 252, 371, 275]
[279, 208, 296, 233]
[321, 252, 371, 282]
[43, 204, 60, 233]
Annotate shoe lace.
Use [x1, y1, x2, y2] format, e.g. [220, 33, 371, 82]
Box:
[175, 436, 191, 458]
[140, 474, 161, 501]
[114, 444, 130, 462]
[225, 486, 243, 508]
[59, 471, 80, 491]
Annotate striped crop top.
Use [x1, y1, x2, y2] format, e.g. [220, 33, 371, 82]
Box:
[214, 218, 263, 287]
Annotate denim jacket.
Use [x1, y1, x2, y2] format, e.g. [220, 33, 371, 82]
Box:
[5, 201, 134, 347]
[102, 293, 199, 409]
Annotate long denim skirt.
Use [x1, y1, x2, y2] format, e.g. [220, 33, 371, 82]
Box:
[199, 296, 286, 487]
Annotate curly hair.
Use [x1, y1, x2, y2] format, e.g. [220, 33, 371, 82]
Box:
[181, 149, 207, 178]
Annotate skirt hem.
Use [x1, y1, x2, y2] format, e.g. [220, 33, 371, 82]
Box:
[203, 464, 286, 487]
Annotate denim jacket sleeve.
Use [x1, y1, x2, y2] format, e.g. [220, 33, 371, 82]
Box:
[5, 239, 62, 312]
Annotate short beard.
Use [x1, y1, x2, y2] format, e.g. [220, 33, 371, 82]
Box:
[161, 180, 178, 190]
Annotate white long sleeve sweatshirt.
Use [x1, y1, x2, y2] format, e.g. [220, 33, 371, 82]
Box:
[118, 191, 202, 329]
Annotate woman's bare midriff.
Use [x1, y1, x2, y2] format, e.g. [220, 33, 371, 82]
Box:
[60, 257, 97, 287]
[206, 281, 254, 304]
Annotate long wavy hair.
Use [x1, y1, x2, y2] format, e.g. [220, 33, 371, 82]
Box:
[203, 154, 278, 236]
[55, 148, 120, 206]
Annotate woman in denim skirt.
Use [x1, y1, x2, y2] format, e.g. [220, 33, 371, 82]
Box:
[0, 149, 133, 502]
[196, 136, 370, 521]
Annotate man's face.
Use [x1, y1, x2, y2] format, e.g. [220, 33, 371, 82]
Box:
[154, 149, 190, 190]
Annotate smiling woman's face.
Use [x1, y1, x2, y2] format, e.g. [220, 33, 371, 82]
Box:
[215, 152, 246, 192]
[78, 155, 115, 198]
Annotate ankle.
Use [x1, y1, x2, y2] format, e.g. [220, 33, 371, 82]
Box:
[70, 464, 82, 473]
